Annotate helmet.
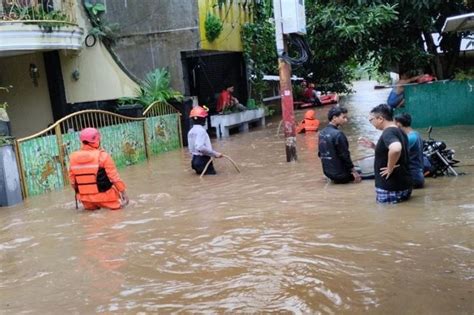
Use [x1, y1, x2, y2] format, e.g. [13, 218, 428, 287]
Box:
[80, 127, 101, 145]
[304, 110, 316, 120]
[189, 106, 209, 118]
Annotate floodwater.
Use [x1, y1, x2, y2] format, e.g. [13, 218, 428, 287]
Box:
[1, 81, 473, 314]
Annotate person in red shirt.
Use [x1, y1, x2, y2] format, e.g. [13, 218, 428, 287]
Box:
[303, 83, 322, 106]
[216, 83, 246, 113]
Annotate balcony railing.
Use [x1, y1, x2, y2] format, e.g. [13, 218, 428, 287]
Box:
[0, 0, 77, 25]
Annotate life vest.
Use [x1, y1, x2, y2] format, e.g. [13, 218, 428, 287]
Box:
[304, 118, 320, 131]
[69, 150, 112, 195]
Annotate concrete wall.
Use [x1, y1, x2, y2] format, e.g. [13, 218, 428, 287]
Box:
[60, 3, 138, 104]
[103, 1, 200, 93]
[0, 53, 54, 138]
[60, 41, 138, 104]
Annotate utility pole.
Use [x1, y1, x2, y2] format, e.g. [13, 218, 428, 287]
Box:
[273, 0, 297, 162]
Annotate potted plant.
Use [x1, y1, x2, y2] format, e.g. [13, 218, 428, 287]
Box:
[118, 68, 183, 117]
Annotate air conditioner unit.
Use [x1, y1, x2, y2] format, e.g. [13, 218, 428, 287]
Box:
[280, 0, 306, 35]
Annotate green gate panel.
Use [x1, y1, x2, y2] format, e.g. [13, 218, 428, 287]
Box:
[18, 114, 181, 197]
[145, 114, 181, 156]
[19, 135, 64, 196]
[99, 122, 147, 168]
[399, 80, 474, 128]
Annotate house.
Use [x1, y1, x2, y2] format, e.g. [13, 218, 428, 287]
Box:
[101, 0, 254, 111]
[0, 0, 138, 138]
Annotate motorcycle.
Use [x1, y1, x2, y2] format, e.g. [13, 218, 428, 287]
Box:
[423, 126, 460, 177]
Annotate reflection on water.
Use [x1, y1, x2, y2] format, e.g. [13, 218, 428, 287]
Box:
[1, 81, 473, 313]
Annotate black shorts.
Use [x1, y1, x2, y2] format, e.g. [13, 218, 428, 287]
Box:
[192, 155, 216, 175]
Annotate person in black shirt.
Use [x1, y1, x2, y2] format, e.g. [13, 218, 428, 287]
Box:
[318, 106, 361, 184]
[359, 104, 412, 203]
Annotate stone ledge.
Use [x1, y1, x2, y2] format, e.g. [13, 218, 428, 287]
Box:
[210, 108, 265, 138]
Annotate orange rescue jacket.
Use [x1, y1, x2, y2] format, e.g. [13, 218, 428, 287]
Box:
[69, 146, 126, 202]
[296, 118, 320, 133]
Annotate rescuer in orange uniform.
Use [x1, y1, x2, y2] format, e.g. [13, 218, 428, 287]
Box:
[69, 128, 129, 210]
[296, 110, 320, 134]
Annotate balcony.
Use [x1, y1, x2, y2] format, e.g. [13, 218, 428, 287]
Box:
[0, 0, 84, 57]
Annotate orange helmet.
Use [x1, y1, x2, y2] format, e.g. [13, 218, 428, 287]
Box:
[304, 110, 316, 120]
[189, 105, 209, 118]
[80, 127, 101, 145]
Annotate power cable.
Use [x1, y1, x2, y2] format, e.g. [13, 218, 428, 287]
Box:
[281, 34, 311, 67]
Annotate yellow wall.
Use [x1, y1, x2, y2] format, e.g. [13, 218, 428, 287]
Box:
[198, 0, 253, 51]
[60, 42, 138, 103]
[60, 4, 138, 103]
[0, 53, 54, 138]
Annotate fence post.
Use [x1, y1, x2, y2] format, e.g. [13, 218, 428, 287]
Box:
[177, 113, 183, 148]
[55, 124, 69, 186]
[143, 119, 150, 159]
[14, 140, 27, 199]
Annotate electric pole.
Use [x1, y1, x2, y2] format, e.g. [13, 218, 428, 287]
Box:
[273, 0, 297, 162]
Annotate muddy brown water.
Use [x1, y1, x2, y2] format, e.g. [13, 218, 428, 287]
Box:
[1, 81, 473, 314]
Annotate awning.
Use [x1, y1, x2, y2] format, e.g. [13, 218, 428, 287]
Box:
[441, 13, 474, 33]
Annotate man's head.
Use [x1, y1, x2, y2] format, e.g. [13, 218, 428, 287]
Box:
[328, 106, 348, 127]
[189, 105, 209, 125]
[80, 127, 101, 148]
[223, 83, 234, 92]
[369, 104, 393, 130]
[304, 109, 315, 120]
[394, 113, 412, 128]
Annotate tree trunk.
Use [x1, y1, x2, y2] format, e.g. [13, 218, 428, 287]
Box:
[423, 32, 444, 79]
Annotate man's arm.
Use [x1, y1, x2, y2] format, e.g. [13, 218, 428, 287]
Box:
[380, 142, 402, 178]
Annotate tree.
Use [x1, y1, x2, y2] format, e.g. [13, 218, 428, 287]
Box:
[302, 0, 472, 86]
[242, 0, 473, 95]
[241, 0, 278, 101]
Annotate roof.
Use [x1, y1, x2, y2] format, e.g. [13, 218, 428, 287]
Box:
[441, 13, 474, 33]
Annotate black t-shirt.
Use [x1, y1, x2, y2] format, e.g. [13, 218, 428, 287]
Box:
[374, 126, 412, 191]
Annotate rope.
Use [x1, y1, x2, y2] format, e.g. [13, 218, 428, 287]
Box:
[200, 154, 241, 178]
[276, 120, 283, 136]
[200, 157, 214, 178]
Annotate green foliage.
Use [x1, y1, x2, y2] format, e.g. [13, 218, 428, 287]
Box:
[84, 1, 105, 15]
[300, 0, 473, 86]
[241, 0, 277, 100]
[120, 68, 183, 110]
[205, 13, 223, 42]
[0, 136, 14, 147]
[263, 105, 275, 117]
[1, 3, 70, 30]
[454, 67, 474, 80]
[83, 0, 119, 45]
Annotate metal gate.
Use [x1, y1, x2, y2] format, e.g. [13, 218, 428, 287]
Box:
[15, 103, 182, 198]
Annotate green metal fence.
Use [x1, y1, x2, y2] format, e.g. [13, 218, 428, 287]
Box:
[398, 80, 474, 128]
[16, 103, 182, 198]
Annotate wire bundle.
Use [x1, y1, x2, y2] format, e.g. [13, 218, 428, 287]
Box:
[280, 34, 311, 67]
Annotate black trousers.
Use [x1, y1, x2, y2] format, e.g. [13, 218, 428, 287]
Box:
[192, 155, 216, 175]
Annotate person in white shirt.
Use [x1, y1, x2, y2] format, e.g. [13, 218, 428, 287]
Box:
[187, 106, 222, 175]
